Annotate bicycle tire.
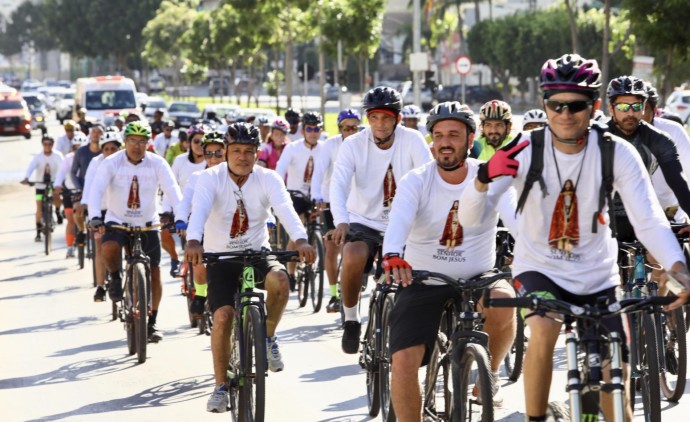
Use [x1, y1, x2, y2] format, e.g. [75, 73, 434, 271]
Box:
[453, 343, 493, 422]
[379, 294, 396, 422]
[297, 267, 309, 308]
[111, 300, 117, 322]
[133, 263, 148, 364]
[239, 306, 267, 422]
[338, 258, 345, 325]
[309, 230, 325, 313]
[77, 237, 85, 269]
[185, 265, 198, 328]
[504, 308, 525, 381]
[90, 231, 98, 288]
[362, 295, 381, 417]
[639, 313, 661, 422]
[43, 202, 52, 256]
[124, 268, 135, 356]
[423, 331, 452, 420]
[228, 318, 241, 419]
[659, 306, 687, 401]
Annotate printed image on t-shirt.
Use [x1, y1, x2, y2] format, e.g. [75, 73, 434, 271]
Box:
[230, 191, 249, 239]
[440, 200, 463, 248]
[548, 179, 579, 252]
[303, 156, 314, 184]
[127, 175, 141, 210]
[383, 164, 396, 207]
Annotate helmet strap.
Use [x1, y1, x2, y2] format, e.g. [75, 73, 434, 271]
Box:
[374, 123, 398, 147]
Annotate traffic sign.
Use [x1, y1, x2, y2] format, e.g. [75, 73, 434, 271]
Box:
[455, 55, 472, 76]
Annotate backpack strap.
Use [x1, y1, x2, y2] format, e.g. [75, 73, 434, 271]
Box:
[515, 127, 548, 215]
[591, 125, 617, 237]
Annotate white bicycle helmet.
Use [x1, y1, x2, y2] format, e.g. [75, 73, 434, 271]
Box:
[71, 131, 88, 147]
[99, 126, 122, 148]
[402, 104, 422, 119]
[523, 109, 547, 126]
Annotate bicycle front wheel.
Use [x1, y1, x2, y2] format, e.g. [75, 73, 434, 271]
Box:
[361, 293, 380, 417]
[379, 294, 396, 422]
[90, 231, 98, 287]
[124, 269, 135, 356]
[77, 235, 85, 269]
[659, 306, 687, 401]
[504, 308, 525, 381]
[133, 263, 148, 364]
[309, 230, 325, 313]
[239, 306, 267, 422]
[43, 203, 52, 256]
[296, 266, 309, 308]
[423, 331, 452, 420]
[639, 313, 661, 422]
[453, 342, 494, 422]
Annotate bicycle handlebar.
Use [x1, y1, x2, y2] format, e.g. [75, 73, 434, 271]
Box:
[107, 223, 165, 233]
[202, 249, 299, 264]
[411, 270, 511, 291]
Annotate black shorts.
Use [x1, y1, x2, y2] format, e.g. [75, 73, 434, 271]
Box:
[61, 189, 73, 209]
[101, 228, 162, 267]
[35, 188, 45, 201]
[288, 191, 311, 217]
[206, 258, 287, 313]
[322, 207, 335, 232]
[389, 273, 512, 367]
[347, 223, 383, 273]
[614, 215, 635, 243]
[514, 271, 628, 362]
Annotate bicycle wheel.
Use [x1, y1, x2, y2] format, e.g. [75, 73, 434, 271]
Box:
[296, 266, 309, 308]
[228, 318, 241, 419]
[90, 231, 98, 288]
[43, 202, 52, 256]
[133, 263, 148, 364]
[379, 294, 396, 422]
[309, 230, 325, 313]
[239, 306, 267, 422]
[504, 309, 525, 381]
[639, 313, 661, 422]
[184, 265, 198, 328]
[423, 332, 452, 420]
[361, 294, 380, 417]
[453, 343, 494, 422]
[124, 269, 135, 356]
[77, 232, 85, 269]
[659, 306, 687, 401]
[338, 258, 345, 325]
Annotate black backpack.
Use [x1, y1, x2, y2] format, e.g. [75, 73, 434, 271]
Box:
[515, 122, 617, 236]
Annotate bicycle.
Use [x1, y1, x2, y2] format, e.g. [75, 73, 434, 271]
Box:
[68, 189, 87, 269]
[202, 248, 298, 422]
[412, 270, 511, 422]
[293, 197, 325, 313]
[27, 179, 55, 255]
[486, 293, 676, 422]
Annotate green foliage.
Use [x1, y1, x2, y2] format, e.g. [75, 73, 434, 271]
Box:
[319, 0, 385, 59]
[623, 0, 690, 60]
[142, 1, 197, 68]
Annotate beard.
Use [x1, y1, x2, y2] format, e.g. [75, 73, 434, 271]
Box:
[436, 146, 468, 170]
[486, 133, 504, 147]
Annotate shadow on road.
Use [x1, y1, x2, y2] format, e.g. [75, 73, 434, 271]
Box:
[0, 267, 71, 283]
[26, 375, 214, 421]
[300, 364, 363, 383]
[322, 394, 369, 412]
[278, 321, 341, 344]
[0, 315, 102, 335]
[0, 252, 43, 263]
[319, 414, 376, 422]
[50, 339, 128, 357]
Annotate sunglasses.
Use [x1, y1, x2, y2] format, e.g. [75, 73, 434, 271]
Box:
[127, 139, 148, 147]
[544, 99, 593, 114]
[192, 139, 202, 144]
[339, 125, 359, 132]
[305, 126, 321, 133]
[204, 150, 224, 158]
[613, 102, 644, 113]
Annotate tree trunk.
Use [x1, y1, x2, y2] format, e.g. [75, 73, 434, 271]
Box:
[661, 48, 674, 103]
[564, 0, 579, 53]
[600, 0, 611, 109]
[457, 4, 467, 55]
[474, 1, 480, 25]
[285, 19, 294, 109]
[319, 39, 325, 118]
[275, 49, 281, 115]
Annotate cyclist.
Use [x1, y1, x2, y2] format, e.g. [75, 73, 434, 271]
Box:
[522, 109, 547, 131]
[257, 117, 290, 170]
[54, 131, 88, 258]
[401, 104, 428, 136]
[152, 120, 178, 157]
[71, 123, 105, 245]
[55, 120, 78, 156]
[474, 99, 515, 160]
[88, 121, 183, 342]
[149, 109, 165, 139]
[256, 116, 271, 142]
[82, 127, 123, 301]
[165, 127, 191, 165]
[311, 109, 362, 312]
[183, 123, 316, 412]
[276, 111, 324, 287]
[76, 107, 92, 135]
[20, 135, 64, 242]
[175, 130, 227, 317]
[459, 53, 690, 421]
[383, 101, 517, 415]
[114, 116, 125, 132]
[285, 107, 302, 141]
[330, 86, 433, 353]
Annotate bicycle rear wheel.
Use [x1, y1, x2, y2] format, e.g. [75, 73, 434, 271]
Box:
[423, 331, 452, 420]
[184, 265, 198, 328]
[90, 230, 98, 287]
[453, 343, 494, 422]
[309, 230, 325, 313]
[379, 294, 396, 422]
[659, 306, 687, 401]
[124, 268, 135, 356]
[296, 266, 309, 308]
[133, 263, 148, 364]
[239, 306, 267, 422]
[77, 234, 85, 269]
[43, 202, 52, 256]
[361, 294, 380, 417]
[639, 313, 661, 422]
[228, 318, 241, 418]
[504, 309, 525, 381]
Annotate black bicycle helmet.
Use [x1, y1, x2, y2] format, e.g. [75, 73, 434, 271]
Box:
[644, 81, 659, 106]
[540, 53, 602, 96]
[660, 112, 684, 125]
[426, 101, 476, 133]
[226, 122, 261, 147]
[301, 111, 322, 127]
[606, 75, 648, 100]
[362, 86, 403, 114]
[284, 108, 301, 124]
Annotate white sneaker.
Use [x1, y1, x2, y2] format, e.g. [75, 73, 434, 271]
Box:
[266, 336, 284, 372]
[206, 384, 229, 413]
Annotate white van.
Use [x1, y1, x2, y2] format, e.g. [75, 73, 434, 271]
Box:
[74, 75, 139, 125]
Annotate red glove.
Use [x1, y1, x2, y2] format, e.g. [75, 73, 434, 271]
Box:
[382, 253, 412, 271]
[477, 137, 530, 184]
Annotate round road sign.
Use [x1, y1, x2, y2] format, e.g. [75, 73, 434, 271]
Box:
[455, 56, 472, 76]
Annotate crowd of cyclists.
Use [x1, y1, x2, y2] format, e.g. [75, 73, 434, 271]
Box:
[19, 51, 690, 421]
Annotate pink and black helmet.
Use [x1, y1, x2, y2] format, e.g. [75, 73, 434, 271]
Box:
[540, 54, 602, 96]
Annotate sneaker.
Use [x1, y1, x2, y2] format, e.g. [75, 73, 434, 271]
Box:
[206, 384, 229, 413]
[76, 231, 86, 245]
[341, 321, 361, 354]
[34, 234, 41, 242]
[108, 273, 123, 302]
[147, 323, 163, 343]
[473, 371, 503, 407]
[326, 296, 341, 313]
[66, 247, 75, 258]
[170, 259, 181, 277]
[56, 208, 63, 225]
[93, 286, 106, 302]
[189, 296, 206, 318]
[267, 336, 284, 372]
[288, 273, 296, 292]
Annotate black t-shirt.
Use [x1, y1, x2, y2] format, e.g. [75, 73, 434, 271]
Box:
[150, 120, 165, 138]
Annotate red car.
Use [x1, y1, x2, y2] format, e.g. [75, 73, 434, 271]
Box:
[0, 93, 32, 139]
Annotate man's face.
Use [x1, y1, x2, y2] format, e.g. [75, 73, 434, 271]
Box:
[89, 128, 102, 144]
[42, 140, 54, 154]
[66, 128, 74, 140]
[180, 139, 190, 152]
[402, 117, 419, 129]
[164, 126, 174, 137]
[367, 111, 398, 142]
[154, 112, 163, 122]
[124, 135, 148, 162]
[481, 120, 510, 147]
[302, 124, 321, 145]
[226, 143, 258, 176]
[101, 142, 120, 157]
[289, 121, 299, 134]
[431, 120, 474, 170]
[204, 144, 226, 167]
[543, 92, 598, 141]
[338, 118, 360, 140]
[642, 101, 656, 124]
[609, 94, 645, 136]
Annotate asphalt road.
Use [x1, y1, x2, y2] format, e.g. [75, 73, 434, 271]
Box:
[0, 117, 687, 421]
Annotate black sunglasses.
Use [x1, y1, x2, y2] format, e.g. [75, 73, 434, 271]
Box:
[204, 150, 224, 158]
[544, 99, 593, 114]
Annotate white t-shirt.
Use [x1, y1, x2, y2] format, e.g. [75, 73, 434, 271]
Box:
[186, 165, 307, 252]
[152, 133, 179, 157]
[55, 133, 73, 156]
[275, 139, 322, 197]
[24, 151, 64, 189]
[383, 159, 516, 280]
[87, 150, 182, 226]
[178, 170, 202, 223]
[286, 125, 302, 142]
[311, 134, 343, 203]
[83, 154, 108, 211]
[329, 125, 434, 231]
[54, 152, 76, 190]
[459, 129, 686, 295]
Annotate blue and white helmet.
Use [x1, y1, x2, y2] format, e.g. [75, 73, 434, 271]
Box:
[402, 104, 422, 119]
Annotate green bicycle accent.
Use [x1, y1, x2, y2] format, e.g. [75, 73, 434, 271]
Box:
[520, 290, 557, 320]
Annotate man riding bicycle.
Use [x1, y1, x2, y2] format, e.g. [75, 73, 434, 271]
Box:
[474, 100, 516, 161]
[88, 121, 183, 343]
[329, 86, 433, 354]
[382, 101, 518, 418]
[184, 122, 315, 413]
[54, 131, 88, 257]
[459, 53, 690, 421]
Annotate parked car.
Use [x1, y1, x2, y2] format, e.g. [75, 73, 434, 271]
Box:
[0, 93, 32, 139]
[20, 79, 42, 93]
[21, 93, 48, 135]
[167, 101, 201, 128]
[400, 81, 434, 111]
[324, 85, 348, 101]
[208, 77, 231, 96]
[235, 107, 277, 123]
[55, 88, 75, 124]
[665, 89, 690, 125]
[144, 96, 168, 120]
[201, 103, 241, 121]
[149, 76, 164, 93]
